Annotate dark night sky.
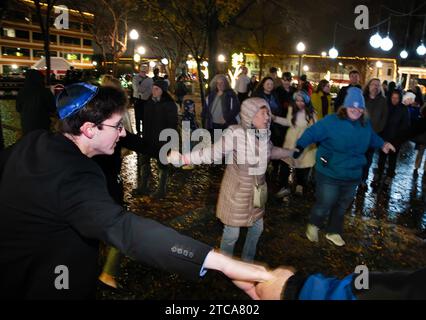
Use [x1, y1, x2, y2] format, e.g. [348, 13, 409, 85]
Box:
[292, 0, 426, 62]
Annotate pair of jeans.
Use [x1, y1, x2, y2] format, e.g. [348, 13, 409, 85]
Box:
[220, 218, 264, 263]
[310, 171, 358, 235]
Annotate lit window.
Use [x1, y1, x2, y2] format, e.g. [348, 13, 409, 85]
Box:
[3, 28, 16, 37]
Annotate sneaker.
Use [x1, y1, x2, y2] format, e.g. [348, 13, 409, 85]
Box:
[295, 185, 303, 196]
[275, 187, 291, 198]
[325, 233, 346, 246]
[306, 224, 319, 242]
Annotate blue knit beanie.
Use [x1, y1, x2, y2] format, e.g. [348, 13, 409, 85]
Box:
[343, 87, 365, 109]
[293, 90, 311, 105]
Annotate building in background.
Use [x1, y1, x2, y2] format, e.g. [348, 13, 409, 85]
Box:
[0, 0, 94, 75]
[244, 53, 397, 87]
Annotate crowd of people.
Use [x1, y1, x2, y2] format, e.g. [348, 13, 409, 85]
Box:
[1, 63, 425, 300]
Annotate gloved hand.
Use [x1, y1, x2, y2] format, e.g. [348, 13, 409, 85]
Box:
[293, 145, 304, 159]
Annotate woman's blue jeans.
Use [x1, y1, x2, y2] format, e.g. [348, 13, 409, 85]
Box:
[310, 171, 358, 235]
[220, 218, 264, 263]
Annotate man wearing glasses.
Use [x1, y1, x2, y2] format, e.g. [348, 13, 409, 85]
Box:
[0, 83, 275, 299]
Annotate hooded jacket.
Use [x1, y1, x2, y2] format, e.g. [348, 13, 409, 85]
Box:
[190, 98, 293, 227]
[16, 70, 56, 135]
[297, 114, 384, 181]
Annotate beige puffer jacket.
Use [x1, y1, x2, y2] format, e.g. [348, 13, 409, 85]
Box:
[190, 98, 293, 227]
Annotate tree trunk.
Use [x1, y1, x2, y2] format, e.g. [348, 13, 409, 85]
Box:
[207, 13, 219, 80]
[44, 27, 51, 85]
[195, 58, 206, 112]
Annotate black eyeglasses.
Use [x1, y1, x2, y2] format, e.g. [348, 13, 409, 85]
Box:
[97, 122, 124, 133]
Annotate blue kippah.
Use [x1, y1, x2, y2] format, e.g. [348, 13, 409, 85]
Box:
[56, 82, 99, 119]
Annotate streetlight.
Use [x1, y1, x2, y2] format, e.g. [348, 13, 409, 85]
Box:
[137, 46, 146, 55]
[321, 51, 327, 57]
[161, 58, 169, 65]
[369, 32, 382, 49]
[129, 29, 139, 40]
[217, 54, 226, 62]
[417, 42, 426, 56]
[303, 65, 309, 72]
[400, 50, 408, 59]
[296, 42, 305, 78]
[380, 35, 393, 51]
[328, 47, 339, 59]
[129, 29, 139, 72]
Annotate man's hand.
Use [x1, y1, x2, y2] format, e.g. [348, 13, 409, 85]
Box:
[203, 251, 273, 299]
[382, 142, 396, 154]
[255, 267, 296, 300]
[167, 150, 183, 167]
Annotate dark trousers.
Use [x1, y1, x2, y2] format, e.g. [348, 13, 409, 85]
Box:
[362, 148, 375, 183]
[134, 99, 146, 135]
[237, 92, 249, 104]
[279, 162, 310, 188]
[140, 155, 169, 194]
[377, 149, 399, 178]
[210, 123, 228, 143]
[310, 171, 358, 234]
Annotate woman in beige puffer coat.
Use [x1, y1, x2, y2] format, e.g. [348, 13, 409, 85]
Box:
[170, 97, 294, 262]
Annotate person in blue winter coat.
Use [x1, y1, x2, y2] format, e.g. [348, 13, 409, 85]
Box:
[294, 87, 395, 247]
[255, 266, 426, 300]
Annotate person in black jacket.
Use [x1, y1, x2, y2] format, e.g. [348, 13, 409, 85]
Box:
[372, 90, 410, 186]
[0, 83, 275, 299]
[255, 266, 426, 300]
[333, 70, 362, 112]
[253, 77, 286, 180]
[16, 69, 56, 135]
[132, 80, 178, 199]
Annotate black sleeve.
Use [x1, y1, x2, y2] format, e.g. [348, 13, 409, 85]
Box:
[166, 101, 178, 131]
[0, 145, 14, 180]
[353, 268, 426, 300]
[44, 89, 57, 113]
[392, 118, 426, 147]
[120, 130, 147, 154]
[334, 87, 346, 111]
[59, 167, 212, 281]
[282, 273, 308, 300]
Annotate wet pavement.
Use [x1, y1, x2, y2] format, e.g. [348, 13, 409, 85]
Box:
[98, 109, 426, 300]
[1, 99, 425, 300]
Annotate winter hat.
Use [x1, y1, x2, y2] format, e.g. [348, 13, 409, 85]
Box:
[293, 90, 311, 105]
[343, 87, 365, 109]
[153, 80, 168, 93]
[402, 92, 416, 106]
[240, 97, 271, 129]
[56, 82, 98, 119]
